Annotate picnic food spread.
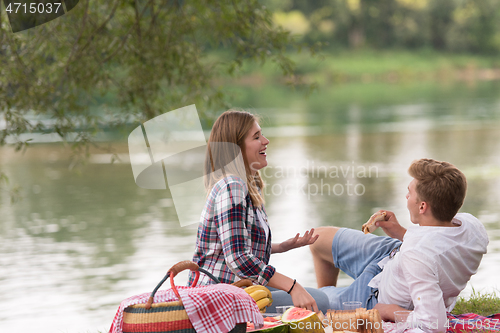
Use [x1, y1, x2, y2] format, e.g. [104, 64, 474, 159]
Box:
[247, 316, 288, 332]
[245, 307, 385, 333]
[282, 307, 325, 332]
[326, 308, 384, 333]
[111, 261, 386, 333]
[361, 212, 387, 234]
[244, 285, 274, 313]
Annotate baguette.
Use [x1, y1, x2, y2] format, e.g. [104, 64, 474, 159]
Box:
[361, 211, 387, 234]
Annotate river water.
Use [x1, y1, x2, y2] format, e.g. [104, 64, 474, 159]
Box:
[1, 81, 499, 332]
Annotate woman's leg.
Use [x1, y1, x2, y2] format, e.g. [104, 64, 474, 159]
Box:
[309, 227, 340, 288]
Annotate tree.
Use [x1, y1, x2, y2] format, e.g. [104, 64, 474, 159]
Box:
[428, 0, 456, 50]
[0, 0, 307, 154]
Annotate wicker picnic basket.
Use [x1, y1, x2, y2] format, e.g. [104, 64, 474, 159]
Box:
[122, 260, 249, 333]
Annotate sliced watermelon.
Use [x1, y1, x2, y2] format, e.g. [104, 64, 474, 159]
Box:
[281, 307, 324, 333]
[247, 320, 288, 333]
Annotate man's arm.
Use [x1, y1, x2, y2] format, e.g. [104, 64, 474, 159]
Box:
[375, 210, 407, 241]
[373, 303, 409, 322]
[400, 252, 448, 333]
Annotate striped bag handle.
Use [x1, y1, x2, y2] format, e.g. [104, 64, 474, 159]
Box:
[145, 260, 252, 309]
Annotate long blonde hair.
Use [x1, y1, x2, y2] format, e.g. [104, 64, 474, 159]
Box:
[205, 110, 265, 207]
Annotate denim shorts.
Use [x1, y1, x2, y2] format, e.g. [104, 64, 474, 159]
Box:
[320, 228, 401, 310]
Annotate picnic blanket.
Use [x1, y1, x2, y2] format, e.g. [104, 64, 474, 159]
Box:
[446, 313, 500, 332]
[109, 284, 263, 333]
[382, 313, 500, 333]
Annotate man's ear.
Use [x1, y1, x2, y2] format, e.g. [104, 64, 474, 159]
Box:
[419, 201, 429, 214]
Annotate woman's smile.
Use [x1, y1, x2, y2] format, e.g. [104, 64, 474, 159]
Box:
[244, 121, 270, 173]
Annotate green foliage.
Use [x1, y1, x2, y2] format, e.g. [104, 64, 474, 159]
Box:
[267, 0, 500, 53]
[239, 48, 499, 86]
[452, 289, 500, 316]
[0, 0, 307, 150]
[0, 172, 22, 203]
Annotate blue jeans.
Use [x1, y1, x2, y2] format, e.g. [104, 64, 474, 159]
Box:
[267, 287, 330, 314]
[320, 228, 401, 310]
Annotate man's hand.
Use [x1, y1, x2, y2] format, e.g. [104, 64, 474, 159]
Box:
[272, 229, 319, 254]
[375, 210, 407, 241]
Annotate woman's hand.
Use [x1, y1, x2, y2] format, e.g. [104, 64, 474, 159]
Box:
[267, 272, 319, 312]
[375, 210, 407, 241]
[272, 229, 319, 254]
[289, 282, 319, 313]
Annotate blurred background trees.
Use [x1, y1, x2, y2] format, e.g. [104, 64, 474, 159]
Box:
[268, 0, 500, 53]
[0, 0, 306, 151]
[1, 0, 499, 157]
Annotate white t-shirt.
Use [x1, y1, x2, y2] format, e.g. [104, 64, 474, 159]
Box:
[373, 213, 488, 333]
[256, 208, 269, 243]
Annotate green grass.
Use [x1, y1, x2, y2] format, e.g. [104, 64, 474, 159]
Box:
[452, 289, 500, 316]
[227, 48, 500, 85]
[303, 48, 499, 75]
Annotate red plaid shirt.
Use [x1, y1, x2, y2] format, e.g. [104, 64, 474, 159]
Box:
[189, 176, 275, 286]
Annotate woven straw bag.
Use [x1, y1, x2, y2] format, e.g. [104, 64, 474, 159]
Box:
[122, 260, 250, 333]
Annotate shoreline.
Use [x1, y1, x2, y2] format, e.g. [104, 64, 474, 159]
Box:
[220, 49, 500, 87]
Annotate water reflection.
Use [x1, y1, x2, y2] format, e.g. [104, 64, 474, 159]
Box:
[1, 81, 500, 332]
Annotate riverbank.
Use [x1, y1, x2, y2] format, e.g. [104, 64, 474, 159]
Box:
[228, 48, 500, 86]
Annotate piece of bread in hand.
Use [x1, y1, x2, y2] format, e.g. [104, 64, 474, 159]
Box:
[361, 211, 387, 234]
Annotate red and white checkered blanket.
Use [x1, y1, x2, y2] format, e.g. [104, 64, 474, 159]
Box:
[109, 284, 263, 333]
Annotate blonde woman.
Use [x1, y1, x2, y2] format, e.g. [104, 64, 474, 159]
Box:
[189, 110, 329, 312]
